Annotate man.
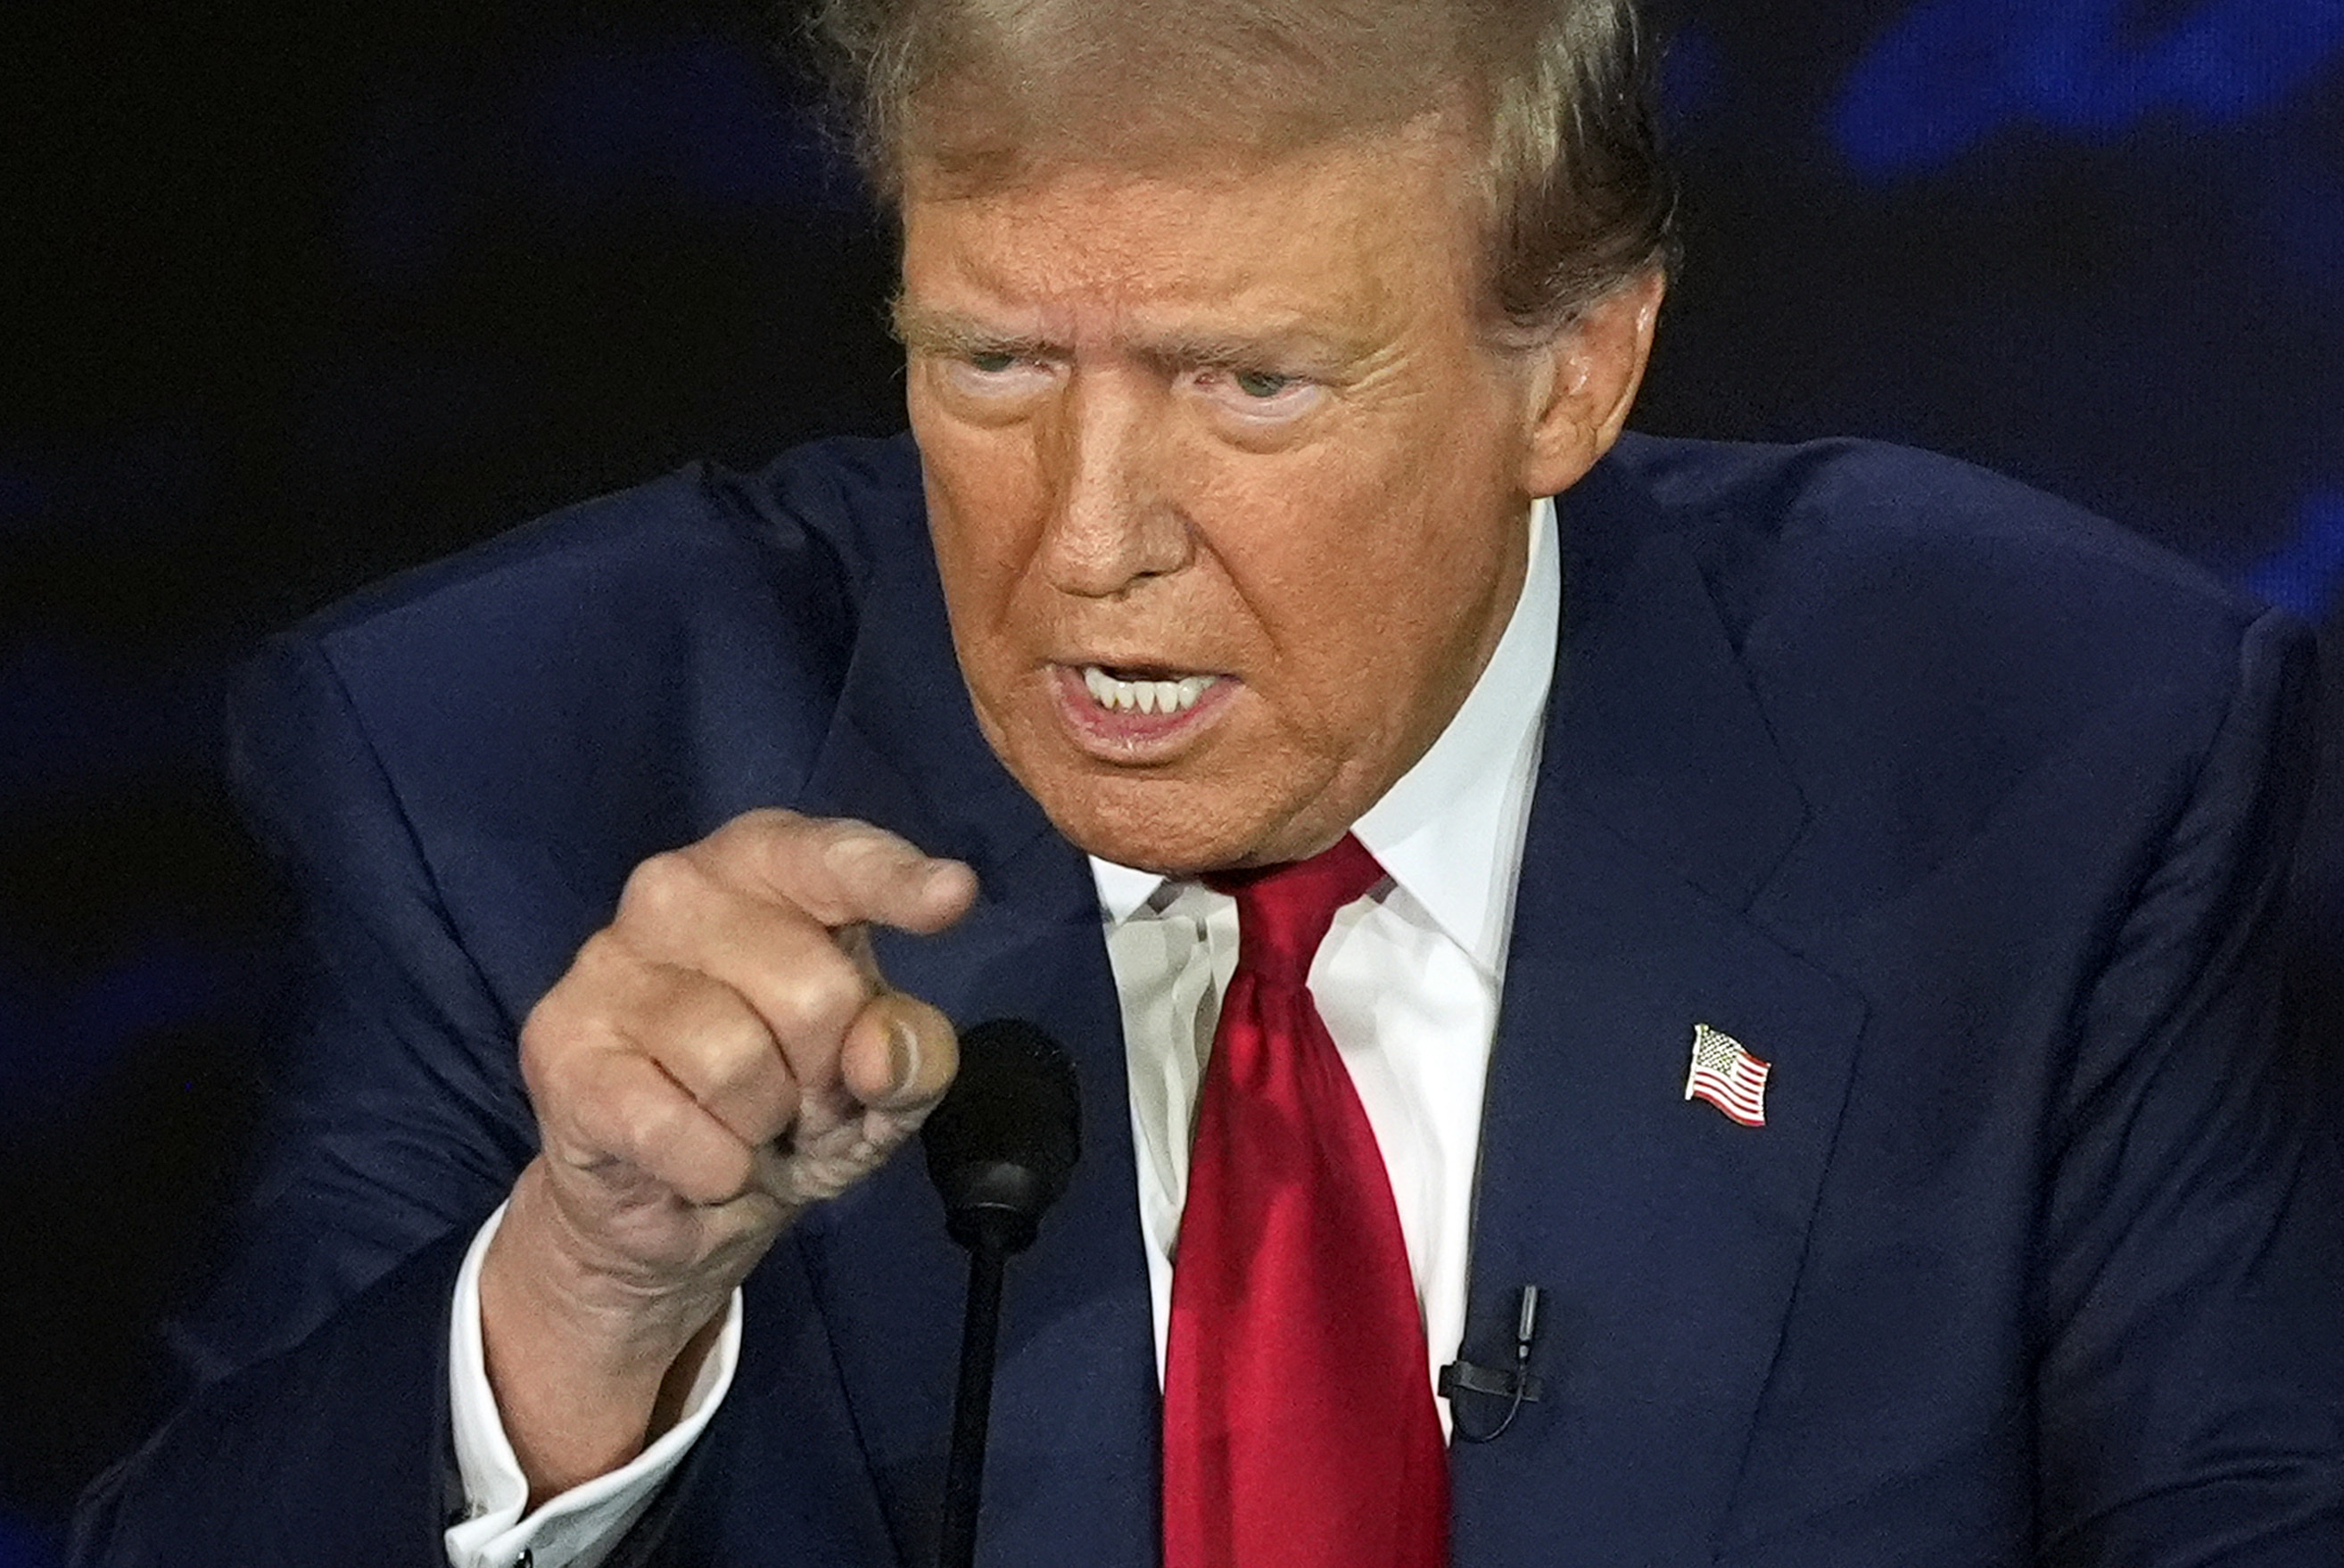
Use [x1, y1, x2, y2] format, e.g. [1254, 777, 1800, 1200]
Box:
[74, 0, 2344, 1563]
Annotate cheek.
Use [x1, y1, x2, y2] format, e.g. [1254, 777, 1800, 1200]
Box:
[1221, 442, 1516, 730]
[1197, 489, 1430, 750]
[1208, 428, 1490, 635]
[912, 417, 1046, 633]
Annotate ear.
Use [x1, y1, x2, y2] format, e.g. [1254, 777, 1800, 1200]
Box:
[1515, 268, 1665, 499]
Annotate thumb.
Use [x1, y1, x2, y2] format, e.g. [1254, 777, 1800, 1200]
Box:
[764, 994, 959, 1211]
[841, 990, 960, 1118]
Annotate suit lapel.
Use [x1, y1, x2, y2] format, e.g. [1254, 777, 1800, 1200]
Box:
[1448, 463, 1869, 1566]
[788, 529, 1161, 1568]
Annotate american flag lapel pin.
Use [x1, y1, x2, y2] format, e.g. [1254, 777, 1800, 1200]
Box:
[1684, 1022, 1770, 1127]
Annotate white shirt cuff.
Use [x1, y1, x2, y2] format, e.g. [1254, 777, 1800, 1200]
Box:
[442, 1202, 743, 1568]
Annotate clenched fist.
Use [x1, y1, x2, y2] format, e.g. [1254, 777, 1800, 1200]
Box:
[478, 809, 977, 1500]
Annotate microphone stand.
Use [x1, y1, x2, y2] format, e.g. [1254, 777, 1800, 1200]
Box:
[921, 1019, 1080, 1568]
[939, 1212, 1017, 1568]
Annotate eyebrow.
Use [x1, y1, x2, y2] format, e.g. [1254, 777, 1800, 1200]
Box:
[889, 298, 1372, 379]
[889, 301, 1054, 360]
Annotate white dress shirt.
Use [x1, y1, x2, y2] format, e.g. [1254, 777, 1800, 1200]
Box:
[444, 499, 1560, 1568]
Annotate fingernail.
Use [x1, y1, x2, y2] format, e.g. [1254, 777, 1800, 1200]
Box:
[888, 1018, 921, 1097]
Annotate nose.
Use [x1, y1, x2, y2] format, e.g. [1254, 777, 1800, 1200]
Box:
[1036, 370, 1192, 598]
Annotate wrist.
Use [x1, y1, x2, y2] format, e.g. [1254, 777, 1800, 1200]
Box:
[479, 1165, 732, 1501]
[491, 1161, 733, 1366]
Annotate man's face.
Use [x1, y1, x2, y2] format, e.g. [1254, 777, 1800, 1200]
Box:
[898, 126, 1635, 874]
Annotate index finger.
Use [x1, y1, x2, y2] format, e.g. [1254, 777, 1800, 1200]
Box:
[697, 810, 978, 935]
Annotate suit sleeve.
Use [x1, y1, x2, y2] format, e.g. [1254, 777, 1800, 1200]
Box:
[70, 631, 535, 1564]
[2034, 607, 2344, 1565]
[71, 456, 918, 1564]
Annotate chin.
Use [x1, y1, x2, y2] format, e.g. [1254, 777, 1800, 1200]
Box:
[1030, 775, 1266, 877]
[1040, 767, 1363, 876]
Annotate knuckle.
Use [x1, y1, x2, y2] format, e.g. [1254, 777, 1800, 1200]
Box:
[728, 805, 802, 839]
[616, 849, 706, 928]
[609, 1082, 692, 1170]
[518, 987, 598, 1102]
[804, 813, 869, 848]
[689, 1031, 757, 1098]
[708, 807, 802, 871]
[675, 1141, 757, 1207]
[763, 963, 863, 1047]
[684, 1020, 780, 1108]
[814, 817, 912, 874]
[516, 1006, 563, 1096]
[518, 932, 651, 1097]
[563, 928, 638, 1001]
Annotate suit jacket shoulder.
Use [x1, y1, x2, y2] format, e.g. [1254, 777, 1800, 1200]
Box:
[1582, 433, 2311, 918]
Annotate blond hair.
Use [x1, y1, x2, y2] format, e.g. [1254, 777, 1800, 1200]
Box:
[806, 0, 1679, 339]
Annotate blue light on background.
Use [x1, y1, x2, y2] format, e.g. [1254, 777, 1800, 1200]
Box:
[1661, 21, 1726, 128]
[515, 34, 846, 210]
[0, 937, 246, 1141]
[0, 1511, 56, 1568]
[343, 33, 853, 286]
[1836, 0, 2344, 177]
[2244, 493, 2344, 618]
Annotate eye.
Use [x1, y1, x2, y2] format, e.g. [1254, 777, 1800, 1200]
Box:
[940, 350, 1053, 403]
[1192, 365, 1322, 423]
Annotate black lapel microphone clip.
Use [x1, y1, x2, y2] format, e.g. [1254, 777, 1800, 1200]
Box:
[1440, 1283, 1545, 1443]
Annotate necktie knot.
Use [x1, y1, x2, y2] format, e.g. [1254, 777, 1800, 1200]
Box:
[1204, 833, 1385, 986]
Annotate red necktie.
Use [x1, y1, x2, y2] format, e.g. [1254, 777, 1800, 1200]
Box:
[1162, 834, 1449, 1568]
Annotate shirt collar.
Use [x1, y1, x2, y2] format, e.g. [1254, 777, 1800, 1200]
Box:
[1089, 494, 1560, 970]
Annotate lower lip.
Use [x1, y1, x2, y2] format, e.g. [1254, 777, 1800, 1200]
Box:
[1051, 666, 1236, 757]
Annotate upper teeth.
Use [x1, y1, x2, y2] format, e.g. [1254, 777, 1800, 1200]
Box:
[1083, 666, 1216, 715]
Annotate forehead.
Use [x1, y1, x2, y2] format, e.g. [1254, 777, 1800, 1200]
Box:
[895, 126, 1482, 349]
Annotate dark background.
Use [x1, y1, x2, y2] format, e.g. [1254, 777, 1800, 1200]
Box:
[3, 2, 2339, 1557]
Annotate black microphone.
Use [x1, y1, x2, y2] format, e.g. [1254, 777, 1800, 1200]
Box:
[1440, 1283, 1547, 1443]
[922, 1019, 1080, 1568]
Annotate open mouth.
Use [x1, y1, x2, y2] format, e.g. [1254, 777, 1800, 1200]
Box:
[1079, 664, 1222, 715]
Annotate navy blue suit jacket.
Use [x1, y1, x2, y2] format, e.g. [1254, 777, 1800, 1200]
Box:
[77, 433, 2344, 1564]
